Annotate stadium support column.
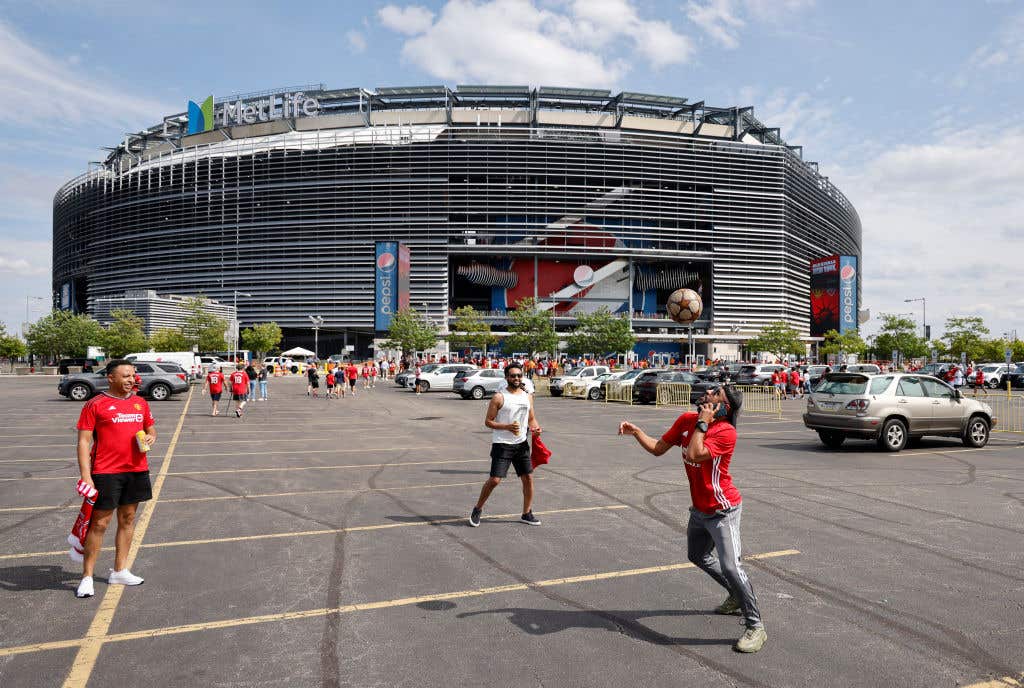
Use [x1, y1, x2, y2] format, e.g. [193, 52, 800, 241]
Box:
[627, 257, 633, 330]
[534, 256, 538, 302]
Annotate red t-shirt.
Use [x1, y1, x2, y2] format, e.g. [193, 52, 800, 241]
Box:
[346, 365, 358, 380]
[206, 371, 224, 393]
[230, 371, 248, 394]
[326, 373, 335, 385]
[789, 370, 800, 385]
[661, 412, 741, 514]
[77, 392, 155, 474]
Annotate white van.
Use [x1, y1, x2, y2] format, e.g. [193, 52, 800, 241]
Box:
[126, 352, 202, 380]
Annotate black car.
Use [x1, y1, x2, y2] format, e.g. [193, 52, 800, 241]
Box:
[57, 358, 100, 375]
[634, 370, 713, 405]
[696, 364, 738, 383]
[1000, 364, 1024, 389]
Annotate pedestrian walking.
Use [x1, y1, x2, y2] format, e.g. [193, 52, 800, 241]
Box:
[326, 370, 336, 398]
[369, 362, 378, 388]
[617, 384, 767, 653]
[245, 361, 258, 400]
[953, 365, 965, 389]
[257, 363, 269, 400]
[202, 364, 225, 416]
[345, 361, 358, 396]
[361, 362, 371, 390]
[307, 365, 321, 398]
[469, 363, 543, 528]
[74, 360, 156, 598]
[230, 364, 250, 417]
[789, 366, 802, 400]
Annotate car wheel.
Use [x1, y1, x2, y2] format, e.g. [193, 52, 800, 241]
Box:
[817, 430, 846, 448]
[877, 418, 908, 452]
[987, 379, 1000, 389]
[962, 415, 990, 448]
[149, 383, 171, 401]
[588, 388, 601, 400]
[471, 386, 485, 400]
[290, 365, 299, 374]
[68, 383, 92, 402]
[417, 381, 430, 392]
[550, 389, 562, 397]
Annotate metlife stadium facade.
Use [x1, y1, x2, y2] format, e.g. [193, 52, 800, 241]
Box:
[53, 84, 861, 357]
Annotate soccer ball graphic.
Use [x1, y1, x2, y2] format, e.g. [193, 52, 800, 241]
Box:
[666, 288, 703, 324]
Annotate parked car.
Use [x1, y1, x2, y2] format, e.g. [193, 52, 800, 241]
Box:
[696, 364, 736, 383]
[578, 372, 623, 400]
[57, 358, 100, 375]
[968, 364, 1009, 389]
[263, 357, 298, 374]
[805, 365, 833, 390]
[600, 368, 645, 399]
[395, 363, 440, 388]
[633, 370, 713, 405]
[58, 361, 191, 402]
[736, 364, 786, 386]
[803, 372, 994, 452]
[845, 363, 881, 374]
[406, 364, 478, 392]
[125, 351, 202, 380]
[199, 356, 228, 374]
[1000, 364, 1024, 389]
[453, 369, 508, 399]
[549, 365, 611, 396]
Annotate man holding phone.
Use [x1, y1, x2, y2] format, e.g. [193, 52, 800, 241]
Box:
[618, 384, 767, 653]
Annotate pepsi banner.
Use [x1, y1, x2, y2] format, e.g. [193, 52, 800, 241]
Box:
[838, 255, 858, 334]
[375, 242, 399, 331]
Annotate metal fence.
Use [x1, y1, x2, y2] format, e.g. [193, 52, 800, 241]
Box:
[604, 381, 634, 405]
[972, 388, 1024, 433]
[733, 385, 783, 419]
[562, 381, 590, 399]
[656, 383, 693, 407]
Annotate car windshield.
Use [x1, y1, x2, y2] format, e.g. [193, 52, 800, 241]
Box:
[420, 364, 440, 373]
[740, 365, 757, 374]
[619, 369, 644, 380]
[808, 366, 829, 374]
[816, 374, 869, 395]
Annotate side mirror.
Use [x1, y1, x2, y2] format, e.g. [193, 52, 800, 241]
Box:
[954, 390, 963, 399]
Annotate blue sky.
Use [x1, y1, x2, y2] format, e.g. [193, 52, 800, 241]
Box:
[1, 0, 1022, 342]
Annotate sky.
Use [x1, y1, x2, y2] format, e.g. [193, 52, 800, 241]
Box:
[1, 0, 1022, 342]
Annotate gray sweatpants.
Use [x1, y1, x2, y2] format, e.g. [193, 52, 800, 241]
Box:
[687, 503, 763, 628]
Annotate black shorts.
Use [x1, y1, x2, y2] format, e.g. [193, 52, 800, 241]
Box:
[210, 392, 222, 401]
[232, 392, 247, 401]
[92, 471, 152, 511]
[489, 441, 532, 478]
[310, 379, 319, 389]
[349, 379, 356, 388]
[327, 382, 335, 389]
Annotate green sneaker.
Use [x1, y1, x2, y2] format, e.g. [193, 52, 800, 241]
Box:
[734, 626, 767, 653]
[715, 595, 742, 615]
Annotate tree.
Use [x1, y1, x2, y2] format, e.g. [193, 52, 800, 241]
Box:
[505, 298, 559, 357]
[820, 328, 867, 358]
[449, 306, 497, 354]
[381, 308, 439, 358]
[181, 296, 228, 352]
[241, 322, 283, 358]
[101, 309, 149, 358]
[566, 307, 636, 357]
[0, 325, 27, 371]
[25, 311, 103, 360]
[942, 316, 990, 361]
[745, 321, 804, 362]
[149, 328, 188, 352]
[870, 313, 928, 360]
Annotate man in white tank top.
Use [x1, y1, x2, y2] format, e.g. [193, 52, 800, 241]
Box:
[469, 363, 542, 527]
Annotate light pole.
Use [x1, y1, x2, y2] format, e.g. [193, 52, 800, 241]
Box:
[308, 315, 324, 361]
[232, 291, 252, 362]
[904, 297, 926, 340]
[24, 295, 47, 337]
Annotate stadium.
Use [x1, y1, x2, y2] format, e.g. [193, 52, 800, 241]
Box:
[53, 84, 861, 359]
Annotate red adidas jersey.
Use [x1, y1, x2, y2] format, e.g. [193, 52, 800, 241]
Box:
[77, 392, 155, 474]
[661, 412, 741, 514]
[230, 371, 249, 394]
[206, 371, 224, 393]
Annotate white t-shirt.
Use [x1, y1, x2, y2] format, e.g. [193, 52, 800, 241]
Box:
[492, 389, 531, 444]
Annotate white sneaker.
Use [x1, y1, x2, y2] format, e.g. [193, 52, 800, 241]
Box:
[76, 576, 94, 598]
[108, 568, 144, 585]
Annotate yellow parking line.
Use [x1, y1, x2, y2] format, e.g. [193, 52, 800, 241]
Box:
[0, 479, 499, 513]
[61, 387, 194, 688]
[0, 504, 623, 561]
[962, 676, 1023, 688]
[0, 548, 799, 658]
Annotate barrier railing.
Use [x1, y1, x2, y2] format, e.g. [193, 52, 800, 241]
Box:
[656, 382, 693, 407]
[532, 377, 552, 396]
[734, 385, 783, 418]
[970, 389, 1019, 432]
[604, 381, 634, 405]
[562, 381, 589, 399]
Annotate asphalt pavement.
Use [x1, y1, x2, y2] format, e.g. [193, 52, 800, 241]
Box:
[0, 375, 1021, 688]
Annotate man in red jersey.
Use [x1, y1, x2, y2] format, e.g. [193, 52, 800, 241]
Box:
[345, 361, 359, 397]
[618, 384, 766, 653]
[75, 360, 157, 598]
[229, 363, 250, 418]
[202, 364, 226, 416]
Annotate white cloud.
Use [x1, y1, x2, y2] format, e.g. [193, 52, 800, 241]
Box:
[0, 20, 172, 130]
[378, 0, 692, 87]
[685, 0, 744, 49]
[837, 123, 1024, 338]
[378, 4, 435, 35]
[346, 30, 367, 54]
[967, 11, 1024, 70]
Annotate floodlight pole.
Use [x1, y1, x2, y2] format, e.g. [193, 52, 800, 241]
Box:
[904, 297, 926, 340]
[308, 315, 324, 360]
[232, 291, 252, 362]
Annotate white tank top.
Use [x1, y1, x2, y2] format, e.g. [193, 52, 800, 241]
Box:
[492, 389, 531, 444]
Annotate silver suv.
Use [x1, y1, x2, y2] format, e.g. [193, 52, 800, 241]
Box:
[736, 364, 786, 386]
[803, 372, 994, 452]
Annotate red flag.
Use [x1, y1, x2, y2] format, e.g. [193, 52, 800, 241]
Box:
[68, 481, 98, 562]
[531, 435, 551, 469]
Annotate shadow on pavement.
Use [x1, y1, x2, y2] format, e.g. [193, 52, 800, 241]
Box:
[0, 564, 81, 592]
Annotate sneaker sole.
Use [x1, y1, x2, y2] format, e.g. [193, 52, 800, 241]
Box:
[715, 608, 743, 616]
[76, 591, 94, 598]
[519, 520, 542, 526]
[468, 520, 480, 527]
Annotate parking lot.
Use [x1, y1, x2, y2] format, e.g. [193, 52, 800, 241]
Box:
[0, 375, 1021, 688]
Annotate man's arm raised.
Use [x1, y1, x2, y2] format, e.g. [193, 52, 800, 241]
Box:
[618, 421, 672, 456]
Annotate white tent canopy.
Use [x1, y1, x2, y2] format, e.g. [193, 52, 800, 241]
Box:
[280, 347, 316, 357]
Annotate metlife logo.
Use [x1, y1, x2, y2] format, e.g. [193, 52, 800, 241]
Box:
[186, 92, 320, 136]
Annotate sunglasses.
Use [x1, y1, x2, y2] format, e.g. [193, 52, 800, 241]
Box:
[507, 373, 523, 378]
